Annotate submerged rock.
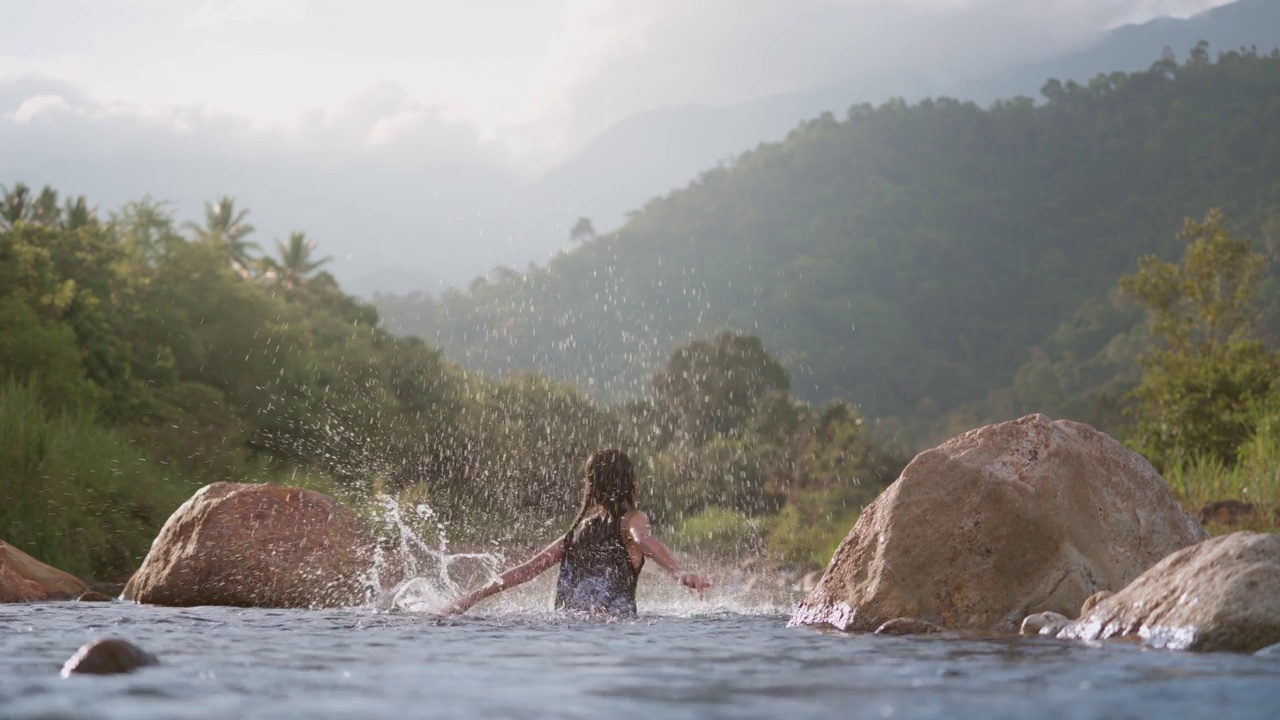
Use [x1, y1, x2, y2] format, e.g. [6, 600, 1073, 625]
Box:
[0, 540, 90, 601]
[123, 482, 378, 608]
[77, 591, 114, 602]
[789, 414, 1207, 632]
[61, 638, 158, 676]
[875, 618, 944, 635]
[1020, 611, 1071, 636]
[1057, 532, 1280, 652]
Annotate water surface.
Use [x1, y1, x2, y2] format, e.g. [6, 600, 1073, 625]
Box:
[3, 599, 1278, 720]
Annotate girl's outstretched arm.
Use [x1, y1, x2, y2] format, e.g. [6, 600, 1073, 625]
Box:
[624, 511, 712, 594]
[442, 538, 564, 615]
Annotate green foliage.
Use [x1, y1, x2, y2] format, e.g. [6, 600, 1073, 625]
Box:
[1164, 392, 1280, 528]
[0, 381, 198, 581]
[184, 195, 259, 272]
[0, 221, 139, 417]
[1121, 209, 1277, 467]
[671, 507, 764, 557]
[438, 373, 626, 542]
[0, 188, 482, 575]
[651, 331, 790, 443]
[0, 297, 105, 411]
[264, 231, 332, 290]
[28, 43, 1280, 574]
[1, 182, 97, 231]
[766, 489, 865, 568]
[639, 332, 905, 565]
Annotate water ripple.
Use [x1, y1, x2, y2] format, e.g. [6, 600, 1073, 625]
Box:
[1, 603, 1278, 720]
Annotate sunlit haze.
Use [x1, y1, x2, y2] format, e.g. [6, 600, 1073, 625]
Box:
[2, 0, 1240, 291]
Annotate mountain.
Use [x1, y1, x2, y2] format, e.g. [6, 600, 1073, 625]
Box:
[521, 0, 1280, 245]
[379, 47, 1280, 447]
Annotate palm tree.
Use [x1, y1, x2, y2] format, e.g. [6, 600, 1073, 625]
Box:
[0, 182, 32, 229]
[185, 195, 260, 273]
[569, 216, 597, 244]
[62, 196, 96, 231]
[30, 187, 61, 226]
[272, 231, 332, 289]
[0, 184, 98, 231]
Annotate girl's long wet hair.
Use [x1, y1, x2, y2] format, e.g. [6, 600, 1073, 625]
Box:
[568, 448, 637, 531]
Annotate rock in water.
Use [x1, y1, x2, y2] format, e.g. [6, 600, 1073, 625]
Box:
[1057, 532, 1280, 652]
[0, 544, 47, 603]
[789, 414, 1207, 632]
[122, 482, 378, 608]
[874, 618, 944, 636]
[1020, 611, 1071, 636]
[61, 638, 158, 676]
[0, 540, 89, 601]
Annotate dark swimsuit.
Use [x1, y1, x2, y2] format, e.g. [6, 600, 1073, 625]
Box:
[554, 513, 644, 617]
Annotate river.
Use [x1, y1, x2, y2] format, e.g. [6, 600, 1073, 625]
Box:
[3, 582, 1279, 720]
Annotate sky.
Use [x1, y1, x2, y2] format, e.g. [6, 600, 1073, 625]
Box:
[0, 0, 1238, 293]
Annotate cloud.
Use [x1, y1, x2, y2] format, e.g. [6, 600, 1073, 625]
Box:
[517, 0, 1235, 154]
[185, 0, 310, 31]
[9, 95, 74, 124]
[0, 73, 526, 294]
[0, 0, 1243, 296]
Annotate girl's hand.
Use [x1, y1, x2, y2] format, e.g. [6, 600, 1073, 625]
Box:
[439, 594, 475, 616]
[679, 572, 712, 595]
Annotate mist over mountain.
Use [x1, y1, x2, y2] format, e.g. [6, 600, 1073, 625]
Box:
[1, 0, 1265, 298]
[526, 0, 1280, 240]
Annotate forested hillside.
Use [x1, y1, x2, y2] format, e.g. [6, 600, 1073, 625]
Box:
[378, 46, 1280, 446]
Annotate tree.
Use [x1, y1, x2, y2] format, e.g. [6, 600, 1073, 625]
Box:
[185, 195, 259, 274]
[651, 331, 791, 442]
[62, 196, 96, 231]
[269, 231, 331, 290]
[569, 217, 596, 244]
[111, 197, 180, 263]
[0, 184, 96, 231]
[0, 182, 32, 229]
[30, 187, 60, 226]
[1120, 209, 1277, 468]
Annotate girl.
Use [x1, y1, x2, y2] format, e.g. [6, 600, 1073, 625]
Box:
[442, 448, 712, 617]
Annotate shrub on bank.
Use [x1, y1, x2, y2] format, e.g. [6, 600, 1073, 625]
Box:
[0, 381, 197, 581]
[671, 507, 765, 557]
[1164, 395, 1280, 534]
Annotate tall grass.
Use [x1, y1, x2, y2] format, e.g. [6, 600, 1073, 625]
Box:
[0, 379, 377, 582]
[0, 381, 199, 581]
[1164, 397, 1280, 534]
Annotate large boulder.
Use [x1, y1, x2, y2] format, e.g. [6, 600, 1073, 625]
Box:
[122, 482, 377, 608]
[1, 540, 90, 600]
[1057, 532, 1280, 652]
[0, 543, 47, 603]
[789, 414, 1208, 632]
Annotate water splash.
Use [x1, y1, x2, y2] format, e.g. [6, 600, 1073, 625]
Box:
[363, 495, 504, 614]
[358, 495, 803, 619]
